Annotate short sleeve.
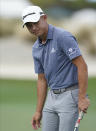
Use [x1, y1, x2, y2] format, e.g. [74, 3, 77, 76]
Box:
[33, 57, 44, 74]
[59, 35, 81, 60]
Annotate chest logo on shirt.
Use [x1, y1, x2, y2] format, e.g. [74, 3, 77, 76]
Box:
[51, 48, 56, 53]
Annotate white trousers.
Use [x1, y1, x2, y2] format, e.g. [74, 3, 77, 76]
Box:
[42, 85, 79, 131]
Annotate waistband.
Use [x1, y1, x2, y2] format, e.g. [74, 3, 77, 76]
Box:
[51, 85, 78, 94]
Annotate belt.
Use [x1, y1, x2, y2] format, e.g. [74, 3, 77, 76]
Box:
[52, 85, 78, 94]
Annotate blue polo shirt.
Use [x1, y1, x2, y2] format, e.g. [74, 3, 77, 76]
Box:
[32, 24, 81, 89]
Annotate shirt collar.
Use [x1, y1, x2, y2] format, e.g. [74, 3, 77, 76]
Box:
[47, 24, 54, 40]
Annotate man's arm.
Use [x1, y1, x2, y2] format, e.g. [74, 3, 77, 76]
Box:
[72, 56, 90, 113]
[36, 73, 48, 113]
[32, 73, 48, 130]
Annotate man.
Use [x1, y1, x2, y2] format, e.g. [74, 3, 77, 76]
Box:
[22, 6, 90, 131]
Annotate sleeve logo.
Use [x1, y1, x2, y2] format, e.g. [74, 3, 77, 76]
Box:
[67, 48, 77, 56]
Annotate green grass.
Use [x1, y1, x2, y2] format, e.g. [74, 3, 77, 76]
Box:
[0, 78, 96, 131]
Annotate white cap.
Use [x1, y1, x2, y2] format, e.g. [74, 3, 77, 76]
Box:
[22, 6, 45, 27]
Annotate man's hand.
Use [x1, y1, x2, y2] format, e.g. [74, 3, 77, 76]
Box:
[32, 112, 42, 130]
[78, 97, 90, 113]
[31, 74, 47, 130]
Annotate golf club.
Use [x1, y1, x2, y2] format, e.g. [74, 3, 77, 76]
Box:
[74, 111, 84, 131]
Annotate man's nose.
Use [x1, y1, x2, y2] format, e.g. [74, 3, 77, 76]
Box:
[32, 24, 36, 31]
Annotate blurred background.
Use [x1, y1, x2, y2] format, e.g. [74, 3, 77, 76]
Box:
[0, 0, 96, 131]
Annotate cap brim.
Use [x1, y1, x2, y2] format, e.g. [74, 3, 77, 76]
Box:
[22, 14, 40, 28]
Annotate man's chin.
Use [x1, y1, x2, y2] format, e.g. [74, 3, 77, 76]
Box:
[35, 33, 42, 37]
[32, 32, 40, 37]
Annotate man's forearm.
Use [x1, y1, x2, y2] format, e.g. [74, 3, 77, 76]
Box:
[78, 63, 88, 99]
[72, 56, 90, 112]
[72, 56, 88, 98]
[36, 77, 48, 113]
[77, 62, 90, 112]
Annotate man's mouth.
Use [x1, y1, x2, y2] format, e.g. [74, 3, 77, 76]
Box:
[33, 30, 39, 35]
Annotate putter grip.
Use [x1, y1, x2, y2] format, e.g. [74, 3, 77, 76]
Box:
[79, 111, 84, 120]
[74, 111, 84, 131]
[75, 111, 84, 128]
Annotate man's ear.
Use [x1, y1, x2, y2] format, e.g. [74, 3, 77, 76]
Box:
[43, 15, 47, 20]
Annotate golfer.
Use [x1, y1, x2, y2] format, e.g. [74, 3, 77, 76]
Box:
[22, 6, 90, 131]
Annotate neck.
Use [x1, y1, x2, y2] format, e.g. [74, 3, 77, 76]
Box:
[39, 24, 48, 44]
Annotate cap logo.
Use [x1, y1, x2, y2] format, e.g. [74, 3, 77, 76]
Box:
[23, 12, 44, 20]
[23, 12, 35, 20]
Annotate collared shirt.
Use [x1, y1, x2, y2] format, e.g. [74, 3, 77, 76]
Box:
[32, 24, 81, 89]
